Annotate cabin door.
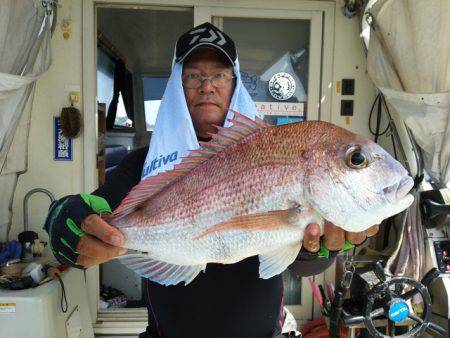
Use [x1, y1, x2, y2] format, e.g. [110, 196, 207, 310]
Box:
[84, 1, 334, 330]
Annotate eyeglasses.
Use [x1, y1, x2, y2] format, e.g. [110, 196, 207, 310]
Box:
[182, 72, 235, 89]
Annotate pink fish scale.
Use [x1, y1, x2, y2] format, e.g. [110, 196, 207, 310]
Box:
[111, 116, 411, 280]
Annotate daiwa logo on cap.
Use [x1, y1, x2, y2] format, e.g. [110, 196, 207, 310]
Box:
[175, 22, 237, 65]
[189, 27, 226, 46]
[142, 151, 178, 178]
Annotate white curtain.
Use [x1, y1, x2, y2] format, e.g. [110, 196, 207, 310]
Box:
[364, 0, 450, 280]
[366, 0, 450, 186]
[0, 0, 53, 240]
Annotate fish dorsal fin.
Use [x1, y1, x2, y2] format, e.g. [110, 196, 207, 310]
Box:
[110, 110, 270, 220]
[110, 152, 211, 220]
[229, 109, 270, 130]
[201, 109, 269, 150]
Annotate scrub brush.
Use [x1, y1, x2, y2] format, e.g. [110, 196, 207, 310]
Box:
[60, 93, 82, 138]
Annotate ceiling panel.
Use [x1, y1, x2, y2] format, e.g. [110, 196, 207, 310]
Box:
[97, 7, 194, 74]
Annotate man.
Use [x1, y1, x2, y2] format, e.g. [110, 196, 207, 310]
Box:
[45, 23, 378, 338]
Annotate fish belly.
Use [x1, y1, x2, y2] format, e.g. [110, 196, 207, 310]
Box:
[121, 223, 306, 265]
[120, 197, 322, 266]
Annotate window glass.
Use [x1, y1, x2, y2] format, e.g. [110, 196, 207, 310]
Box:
[98, 7, 193, 131]
[97, 48, 115, 113]
[222, 17, 310, 124]
[143, 76, 169, 131]
[115, 92, 132, 127]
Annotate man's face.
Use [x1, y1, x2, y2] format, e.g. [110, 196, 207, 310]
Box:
[183, 48, 234, 138]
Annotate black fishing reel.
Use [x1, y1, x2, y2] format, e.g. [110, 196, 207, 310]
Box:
[341, 263, 446, 337]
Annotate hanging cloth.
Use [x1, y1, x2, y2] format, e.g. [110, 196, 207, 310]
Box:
[106, 59, 134, 129]
[364, 0, 450, 280]
[141, 55, 258, 180]
[366, 0, 450, 186]
[0, 0, 53, 240]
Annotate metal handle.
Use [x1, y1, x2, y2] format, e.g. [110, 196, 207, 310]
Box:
[426, 321, 448, 336]
[23, 188, 55, 232]
[401, 268, 441, 300]
[422, 199, 450, 219]
[373, 261, 387, 282]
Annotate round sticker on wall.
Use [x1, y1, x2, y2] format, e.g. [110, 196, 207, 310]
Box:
[268, 72, 296, 101]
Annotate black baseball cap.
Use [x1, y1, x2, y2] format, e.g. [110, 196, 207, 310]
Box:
[175, 22, 237, 66]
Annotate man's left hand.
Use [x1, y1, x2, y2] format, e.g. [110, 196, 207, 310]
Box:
[302, 221, 379, 253]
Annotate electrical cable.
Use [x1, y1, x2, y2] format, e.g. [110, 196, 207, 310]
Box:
[368, 93, 390, 142]
[404, 125, 425, 187]
[380, 94, 424, 187]
[369, 92, 415, 179]
[374, 94, 382, 143]
[55, 273, 68, 313]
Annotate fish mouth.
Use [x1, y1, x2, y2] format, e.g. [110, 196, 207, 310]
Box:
[324, 176, 415, 233]
[383, 192, 415, 222]
[335, 193, 414, 233]
[382, 176, 414, 203]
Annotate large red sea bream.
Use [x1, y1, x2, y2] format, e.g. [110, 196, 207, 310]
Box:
[108, 111, 414, 286]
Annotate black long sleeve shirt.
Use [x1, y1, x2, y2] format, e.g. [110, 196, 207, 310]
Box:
[94, 146, 334, 338]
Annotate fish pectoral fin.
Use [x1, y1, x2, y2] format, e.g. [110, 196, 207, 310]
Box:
[117, 253, 206, 286]
[196, 209, 294, 239]
[258, 243, 302, 279]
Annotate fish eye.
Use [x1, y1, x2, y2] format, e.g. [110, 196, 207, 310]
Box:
[346, 146, 369, 169]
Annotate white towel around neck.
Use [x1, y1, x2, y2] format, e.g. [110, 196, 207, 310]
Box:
[141, 55, 258, 180]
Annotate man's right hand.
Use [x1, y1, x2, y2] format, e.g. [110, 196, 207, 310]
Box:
[302, 221, 379, 258]
[77, 214, 127, 268]
[44, 194, 127, 269]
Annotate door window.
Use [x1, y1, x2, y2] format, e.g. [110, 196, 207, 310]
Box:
[221, 17, 310, 124]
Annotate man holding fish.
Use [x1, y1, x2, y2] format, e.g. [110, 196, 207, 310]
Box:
[44, 23, 413, 338]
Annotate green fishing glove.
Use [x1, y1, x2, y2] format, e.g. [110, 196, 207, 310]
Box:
[44, 193, 111, 268]
[297, 239, 355, 261]
[317, 239, 355, 259]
